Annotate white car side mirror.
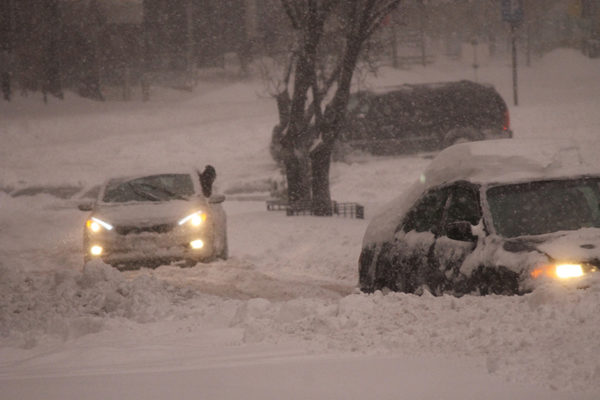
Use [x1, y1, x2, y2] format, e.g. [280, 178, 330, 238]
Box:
[78, 201, 94, 211]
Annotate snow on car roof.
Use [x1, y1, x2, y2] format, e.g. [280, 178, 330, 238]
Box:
[362, 139, 600, 247]
[423, 138, 600, 187]
[368, 80, 495, 94]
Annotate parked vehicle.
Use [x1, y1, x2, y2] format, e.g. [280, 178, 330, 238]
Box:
[338, 80, 512, 155]
[359, 139, 600, 296]
[78, 169, 227, 269]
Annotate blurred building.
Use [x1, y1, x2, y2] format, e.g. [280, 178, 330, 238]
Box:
[2, 0, 596, 101]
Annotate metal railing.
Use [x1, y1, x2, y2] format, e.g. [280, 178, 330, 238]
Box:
[266, 199, 364, 219]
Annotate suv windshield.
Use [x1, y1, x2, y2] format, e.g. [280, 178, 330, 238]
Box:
[102, 174, 195, 203]
[487, 177, 600, 237]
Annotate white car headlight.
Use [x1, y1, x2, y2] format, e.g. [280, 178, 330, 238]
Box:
[190, 239, 204, 249]
[86, 217, 113, 232]
[90, 245, 103, 255]
[178, 211, 206, 227]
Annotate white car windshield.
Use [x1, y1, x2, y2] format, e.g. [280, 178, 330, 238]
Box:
[102, 174, 195, 203]
[487, 177, 600, 238]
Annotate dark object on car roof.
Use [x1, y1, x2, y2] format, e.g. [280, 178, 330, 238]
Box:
[337, 80, 512, 156]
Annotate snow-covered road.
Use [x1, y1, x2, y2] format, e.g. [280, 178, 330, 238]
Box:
[1, 49, 600, 399]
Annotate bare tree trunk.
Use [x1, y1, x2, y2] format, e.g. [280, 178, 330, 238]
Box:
[0, 0, 15, 101]
[42, 0, 63, 100]
[418, 0, 426, 66]
[391, 14, 398, 68]
[310, 26, 363, 214]
[310, 144, 332, 215]
[76, 1, 103, 100]
[185, 0, 195, 87]
[281, 4, 326, 208]
[282, 97, 312, 206]
[141, 0, 151, 101]
[282, 146, 311, 207]
[280, 0, 402, 214]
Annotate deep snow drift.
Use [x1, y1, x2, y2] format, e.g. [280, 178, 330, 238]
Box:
[1, 49, 600, 399]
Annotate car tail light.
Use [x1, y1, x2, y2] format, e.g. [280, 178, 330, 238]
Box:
[503, 109, 510, 131]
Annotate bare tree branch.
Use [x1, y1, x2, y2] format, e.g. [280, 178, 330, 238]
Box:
[283, 52, 295, 88]
[281, 0, 301, 29]
[365, 0, 402, 38]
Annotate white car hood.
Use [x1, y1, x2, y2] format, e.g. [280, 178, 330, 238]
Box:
[93, 199, 205, 227]
[534, 228, 600, 262]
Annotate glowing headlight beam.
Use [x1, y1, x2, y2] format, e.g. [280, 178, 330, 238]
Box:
[555, 264, 584, 279]
[87, 217, 113, 231]
[178, 211, 206, 226]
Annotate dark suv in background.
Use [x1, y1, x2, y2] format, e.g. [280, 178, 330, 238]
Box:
[337, 80, 512, 155]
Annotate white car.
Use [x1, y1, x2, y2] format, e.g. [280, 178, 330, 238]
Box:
[359, 139, 600, 295]
[79, 169, 227, 269]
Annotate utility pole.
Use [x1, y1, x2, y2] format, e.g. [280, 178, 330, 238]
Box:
[419, 0, 426, 66]
[502, 0, 523, 106]
[141, 0, 150, 101]
[185, 0, 195, 88]
[510, 22, 518, 106]
[391, 16, 398, 68]
[471, 38, 479, 82]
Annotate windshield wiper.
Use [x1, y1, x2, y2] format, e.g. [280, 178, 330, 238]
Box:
[127, 182, 161, 201]
[138, 183, 188, 201]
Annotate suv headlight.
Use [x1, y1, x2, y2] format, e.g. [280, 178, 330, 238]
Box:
[555, 264, 584, 279]
[531, 263, 586, 280]
[86, 217, 113, 232]
[178, 211, 206, 227]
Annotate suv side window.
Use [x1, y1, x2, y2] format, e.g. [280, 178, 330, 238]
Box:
[402, 188, 448, 234]
[445, 183, 481, 226]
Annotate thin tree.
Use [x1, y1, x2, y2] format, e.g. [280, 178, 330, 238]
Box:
[0, 0, 14, 101]
[40, 0, 63, 101]
[276, 0, 402, 215]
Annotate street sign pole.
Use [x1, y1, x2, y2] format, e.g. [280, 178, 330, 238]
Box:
[502, 0, 523, 106]
[511, 22, 518, 106]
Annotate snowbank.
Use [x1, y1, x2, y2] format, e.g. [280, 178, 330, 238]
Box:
[0, 261, 180, 348]
[3, 257, 600, 392]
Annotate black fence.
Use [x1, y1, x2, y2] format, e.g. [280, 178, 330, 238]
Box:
[266, 200, 364, 219]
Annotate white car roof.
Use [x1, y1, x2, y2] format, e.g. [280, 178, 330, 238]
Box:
[421, 138, 600, 188]
[362, 139, 600, 247]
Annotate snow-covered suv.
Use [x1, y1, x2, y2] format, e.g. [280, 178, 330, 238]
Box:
[359, 139, 600, 295]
